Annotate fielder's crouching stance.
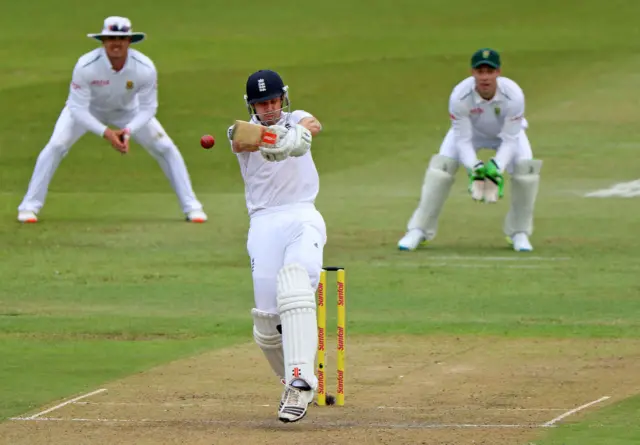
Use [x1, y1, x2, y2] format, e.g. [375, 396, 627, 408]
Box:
[227, 69, 325, 423]
[17, 16, 206, 223]
[398, 48, 542, 252]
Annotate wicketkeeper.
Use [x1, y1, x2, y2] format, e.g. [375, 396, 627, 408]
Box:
[398, 48, 542, 252]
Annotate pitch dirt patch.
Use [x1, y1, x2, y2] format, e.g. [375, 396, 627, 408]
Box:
[3, 336, 640, 444]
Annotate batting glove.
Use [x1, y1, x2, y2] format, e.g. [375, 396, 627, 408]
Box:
[259, 125, 291, 162]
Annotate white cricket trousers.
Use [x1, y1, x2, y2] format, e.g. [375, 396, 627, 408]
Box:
[248, 203, 327, 314]
[18, 106, 202, 214]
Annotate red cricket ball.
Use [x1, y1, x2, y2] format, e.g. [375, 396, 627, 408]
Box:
[200, 134, 215, 149]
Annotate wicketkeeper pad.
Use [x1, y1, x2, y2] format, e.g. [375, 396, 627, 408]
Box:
[503, 159, 543, 237]
[407, 154, 459, 240]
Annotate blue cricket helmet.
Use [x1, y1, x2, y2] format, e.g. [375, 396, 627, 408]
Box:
[245, 70, 287, 104]
[244, 70, 291, 125]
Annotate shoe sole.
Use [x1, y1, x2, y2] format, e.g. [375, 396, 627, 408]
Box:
[278, 410, 307, 423]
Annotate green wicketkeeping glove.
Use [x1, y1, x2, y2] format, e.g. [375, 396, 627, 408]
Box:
[468, 161, 486, 201]
[484, 159, 504, 202]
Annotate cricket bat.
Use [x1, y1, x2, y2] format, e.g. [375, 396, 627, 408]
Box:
[230, 120, 277, 146]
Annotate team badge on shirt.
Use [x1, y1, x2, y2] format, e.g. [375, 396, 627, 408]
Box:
[126, 80, 134, 90]
[494, 107, 501, 116]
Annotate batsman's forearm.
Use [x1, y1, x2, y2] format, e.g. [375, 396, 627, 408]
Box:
[299, 117, 322, 136]
[68, 106, 108, 137]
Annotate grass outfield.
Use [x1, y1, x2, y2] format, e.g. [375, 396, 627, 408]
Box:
[1, 0, 640, 443]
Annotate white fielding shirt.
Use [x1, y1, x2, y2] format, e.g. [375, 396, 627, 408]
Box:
[448, 76, 528, 170]
[66, 47, 158, 136]
[227, 111, 320, 217]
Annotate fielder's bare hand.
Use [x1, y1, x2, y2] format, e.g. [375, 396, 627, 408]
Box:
[103, 128, 128, 154]
[115, 128, 131, 153]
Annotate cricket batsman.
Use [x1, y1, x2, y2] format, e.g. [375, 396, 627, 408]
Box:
[17, 16, 207, 223]
[398, 48, 542, 252]
[227, 69, 325, 423]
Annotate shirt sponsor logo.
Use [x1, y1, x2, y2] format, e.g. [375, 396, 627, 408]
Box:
[91, 80, 110, 86]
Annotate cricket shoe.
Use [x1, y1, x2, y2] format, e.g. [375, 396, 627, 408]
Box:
[278, 378, 315, 423]
[186, 210, 207, 223]
[398, 229, 427, 251]
[17, 210, 38, 223]
[508, 233, 533, 252]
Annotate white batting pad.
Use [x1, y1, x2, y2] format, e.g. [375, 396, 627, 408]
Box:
[407, 155, 459, 240]
[251, 308, 285, 379]
[276, 263, 318, 389]
[504, 159, 543, 236]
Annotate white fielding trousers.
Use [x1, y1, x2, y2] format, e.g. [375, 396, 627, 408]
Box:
[18, 106, 202, 214]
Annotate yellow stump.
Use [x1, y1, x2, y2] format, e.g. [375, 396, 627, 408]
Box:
[336, 269, 346, 406]
[316, 270, 327, 406]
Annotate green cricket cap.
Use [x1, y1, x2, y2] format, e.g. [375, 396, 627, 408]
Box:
[471, 48, 501, 69]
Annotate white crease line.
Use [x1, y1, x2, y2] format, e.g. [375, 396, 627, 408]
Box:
[584, 180, 640, 198]
[376, 406, 566, 411]
[373, 262, 547, 269]
[72, 401, 273, 408]
[542, 396, 610, 427]
[9, 417, 540, 429]
[71, 401, 566, 411]
[396, 256, 571, 261]
[483, 408, 566, 411]
[12, 389, 107, 420]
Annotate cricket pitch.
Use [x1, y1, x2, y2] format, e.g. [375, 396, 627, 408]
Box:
[3, 335, 639, 445]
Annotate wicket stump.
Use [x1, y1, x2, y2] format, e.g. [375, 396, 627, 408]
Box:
[317, 266, 346, 406]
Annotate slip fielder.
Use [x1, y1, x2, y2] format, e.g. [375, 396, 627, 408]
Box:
[17, 16, 206, 223]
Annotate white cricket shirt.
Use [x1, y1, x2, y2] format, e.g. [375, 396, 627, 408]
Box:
[227, 110, 320, 217]
[66, 47, 158, 136]
[448, 76, 528, 170]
